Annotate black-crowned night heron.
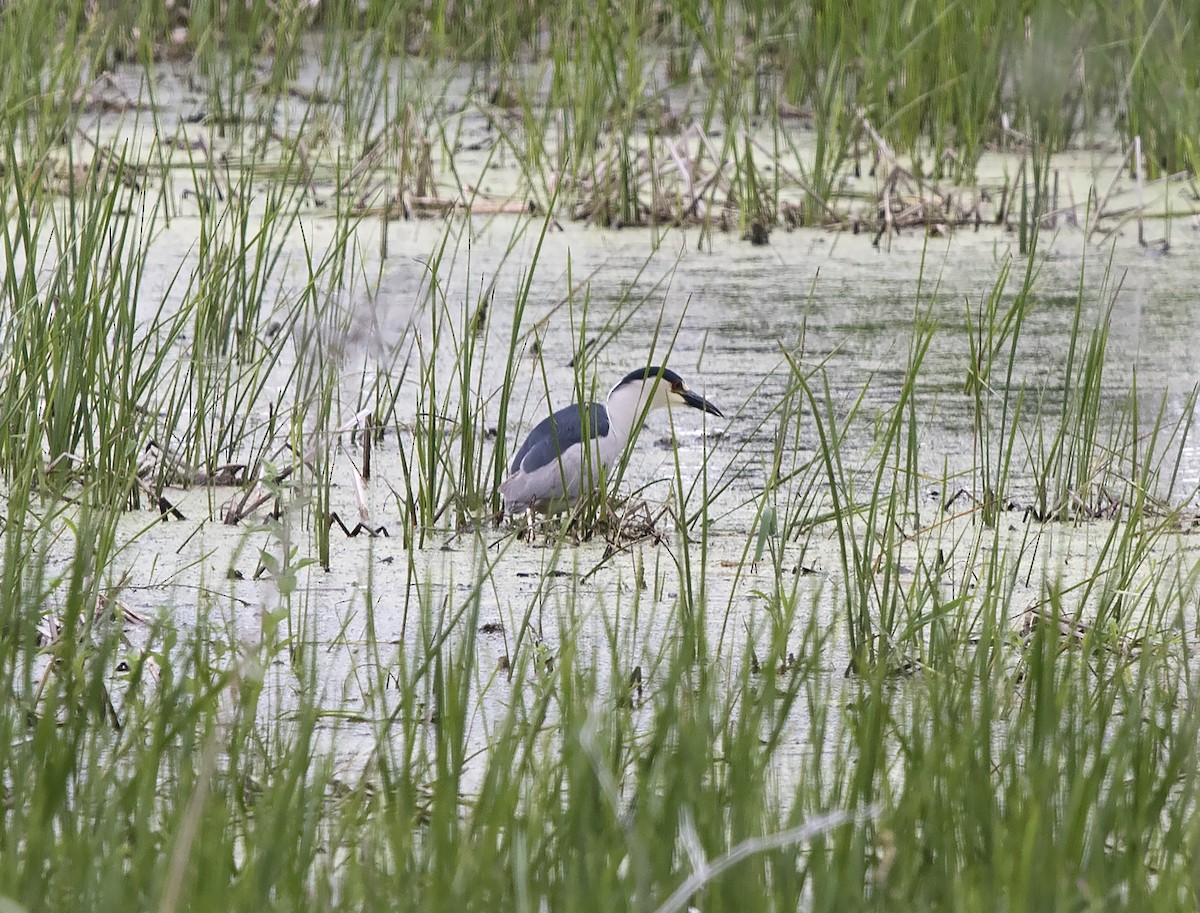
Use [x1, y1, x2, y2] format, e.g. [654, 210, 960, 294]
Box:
[500, 365, 723, 516]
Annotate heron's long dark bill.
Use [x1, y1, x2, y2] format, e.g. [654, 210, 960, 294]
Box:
[680, 388, 723, 418]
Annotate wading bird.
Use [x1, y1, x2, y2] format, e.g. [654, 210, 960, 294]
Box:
[500, 365, 723, 517]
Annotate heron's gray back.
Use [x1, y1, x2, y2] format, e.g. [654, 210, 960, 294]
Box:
[500, 402, 610, 512]
[508, 402, 608, 474]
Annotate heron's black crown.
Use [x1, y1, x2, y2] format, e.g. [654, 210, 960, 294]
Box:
[613, 366, 684, 389]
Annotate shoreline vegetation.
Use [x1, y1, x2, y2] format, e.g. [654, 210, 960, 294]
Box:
[5, 0, 1199, 244]
[4, 2, 1200, 910]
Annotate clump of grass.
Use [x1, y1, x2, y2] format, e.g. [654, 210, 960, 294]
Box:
[380, 215, 554, 543]
[0, 145, 182, 507]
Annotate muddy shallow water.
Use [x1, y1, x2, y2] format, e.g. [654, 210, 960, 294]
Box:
[89, 206, 1200, 780]
[18, 57, 1200, 779]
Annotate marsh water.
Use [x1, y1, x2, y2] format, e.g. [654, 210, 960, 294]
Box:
[95, 212, 1200, 778]
[28, 55, 1200, 783]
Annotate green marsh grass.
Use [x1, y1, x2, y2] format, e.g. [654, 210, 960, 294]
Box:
[0, 145, 179, 506]
[8, 464, 1200, 909]
[5, 4, 1200, 911]
[789, 312, 935, 673]
[385, 217, 540, 539]
[7, 255, 1200, 911]
[6, 0, 1200, 231]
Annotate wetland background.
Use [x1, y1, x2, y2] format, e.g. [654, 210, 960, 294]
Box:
[4, 0, 1200, 909]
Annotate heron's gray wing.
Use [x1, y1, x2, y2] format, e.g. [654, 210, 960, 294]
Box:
[510, 402, 609, 474]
